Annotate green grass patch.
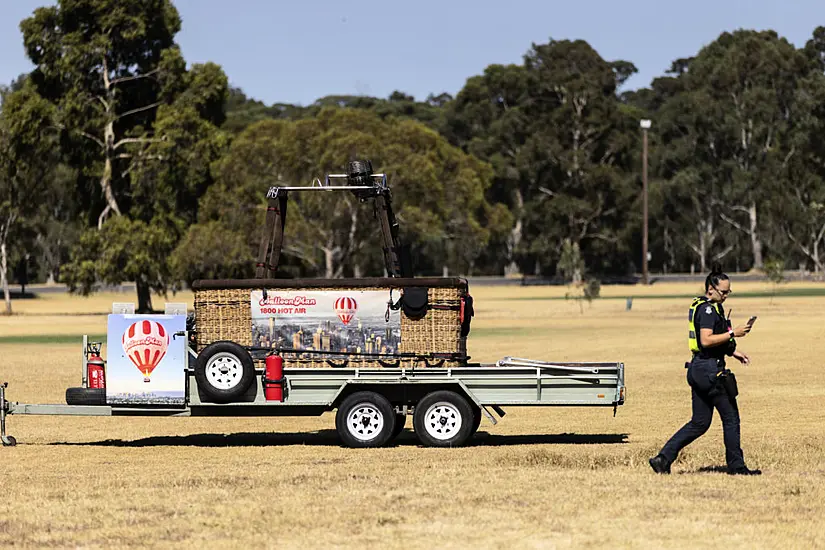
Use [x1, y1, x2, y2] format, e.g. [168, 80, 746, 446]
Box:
[0, 334, 107, 345]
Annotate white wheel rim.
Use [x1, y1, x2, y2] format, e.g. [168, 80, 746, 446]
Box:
[346, 402, 385, 442]
[423, 401, 463, 440]
[205, 352, 244, 390]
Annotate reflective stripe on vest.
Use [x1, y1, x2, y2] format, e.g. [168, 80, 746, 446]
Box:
[688, 297, 722, 353]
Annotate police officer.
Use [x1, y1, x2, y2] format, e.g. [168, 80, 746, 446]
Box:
[649, 269, 761, 476]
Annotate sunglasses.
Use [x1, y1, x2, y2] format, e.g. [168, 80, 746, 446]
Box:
[712, 284, 732, 296]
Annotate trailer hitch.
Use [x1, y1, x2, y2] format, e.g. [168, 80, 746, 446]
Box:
[1, 382, 17, 447]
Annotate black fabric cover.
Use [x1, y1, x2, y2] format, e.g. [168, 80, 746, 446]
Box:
[461, 294, 474, 337]
[402, 287, 429, 320]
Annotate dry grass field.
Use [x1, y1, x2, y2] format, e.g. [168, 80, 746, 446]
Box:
[1, 281, 824, 549]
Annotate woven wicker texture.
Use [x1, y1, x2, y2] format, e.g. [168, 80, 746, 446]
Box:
[193, 284, 467, 367]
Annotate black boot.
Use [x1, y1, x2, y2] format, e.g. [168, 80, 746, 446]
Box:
[649, 454, 671, 474]
[728, 466, 762, 476]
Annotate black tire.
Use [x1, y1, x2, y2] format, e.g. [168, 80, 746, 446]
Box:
[195, 341, 255, 403]
[65, 387, 106, 406]
[335, 391, 396, 448]
[391, 413, 407, 439]
[470, 406, 482, 435]
[2, 436, 17, 447]
[413, 390, 474, 447]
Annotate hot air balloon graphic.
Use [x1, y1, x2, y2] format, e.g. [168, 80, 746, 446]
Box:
[122, 320, 170, 383]
[334, 296, 358, 325]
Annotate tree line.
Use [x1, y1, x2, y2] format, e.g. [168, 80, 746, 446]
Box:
[2, 0, 825, 312]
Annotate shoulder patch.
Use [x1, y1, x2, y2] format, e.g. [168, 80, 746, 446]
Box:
[705, 306, 713, 314]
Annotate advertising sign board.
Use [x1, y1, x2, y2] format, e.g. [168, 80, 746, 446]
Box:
[106, 314, 187, 405]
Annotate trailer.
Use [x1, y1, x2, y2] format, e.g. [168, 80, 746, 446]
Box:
[0, 335, 625, 448]
[0, 161, 626, 448]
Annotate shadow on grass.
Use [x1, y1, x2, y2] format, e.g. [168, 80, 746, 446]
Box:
[691, 465, 730, 474]
[49, 430, 629, 448]
[467, 432, 629, 446]
[51, 430, 343, 447]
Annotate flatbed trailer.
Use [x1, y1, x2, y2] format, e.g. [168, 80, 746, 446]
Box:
[1, 162, 629, 449]
[0, 345, 625, 448]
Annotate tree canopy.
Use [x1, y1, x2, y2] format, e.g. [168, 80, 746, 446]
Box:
[15, 0, 228, 311]
[4, 1, 825, 308]
[173, 108, 504, 283]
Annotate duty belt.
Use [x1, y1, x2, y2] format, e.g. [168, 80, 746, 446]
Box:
[689, 353, 725, 369]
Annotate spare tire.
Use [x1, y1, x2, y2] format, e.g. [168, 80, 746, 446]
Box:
[195, 341, 255, 403]
[66, 387, 106, 406]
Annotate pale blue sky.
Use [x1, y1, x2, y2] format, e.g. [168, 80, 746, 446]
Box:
[1, 0, 822, 106]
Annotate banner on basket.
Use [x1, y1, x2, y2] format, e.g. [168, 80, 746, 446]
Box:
[250, 290, 401, 357]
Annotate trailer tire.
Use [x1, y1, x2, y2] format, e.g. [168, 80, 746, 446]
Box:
[391, 413, 407, 440]
[195, 342, 255, 403]
[336, 392, 396, 448]
[471, 406, 482, 435]
[413, 390, 474, 447]
[65, 387, 106, 406]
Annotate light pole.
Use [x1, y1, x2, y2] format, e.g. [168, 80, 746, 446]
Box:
[640, 119, 651, 285]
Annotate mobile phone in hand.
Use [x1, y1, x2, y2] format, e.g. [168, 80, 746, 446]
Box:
[746, 316, 758, 327]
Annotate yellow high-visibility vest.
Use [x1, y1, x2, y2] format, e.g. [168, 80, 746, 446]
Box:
[688, 297, 722, 353]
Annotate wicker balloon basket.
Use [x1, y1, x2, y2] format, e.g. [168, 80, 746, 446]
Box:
[191, 278, 471, 368]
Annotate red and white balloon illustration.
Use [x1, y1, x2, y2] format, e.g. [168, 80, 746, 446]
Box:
[334, 296, 358, 325]
[122, 320, 170, 383]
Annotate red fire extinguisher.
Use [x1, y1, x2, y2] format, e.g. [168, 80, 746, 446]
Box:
[264, 354, 284, 402]
[86, 342, 106, 389]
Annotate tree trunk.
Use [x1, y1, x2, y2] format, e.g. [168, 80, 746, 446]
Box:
[1, 240, 10, 315]
[663, 224, 675, 274]
[504, 189, 524, 276]
[98, 121, 121, 229]
[749, 202, 763, 269]
[19, 254, 29, 295]
[324, 247, 334, 279]
[136, 278, 154, 314]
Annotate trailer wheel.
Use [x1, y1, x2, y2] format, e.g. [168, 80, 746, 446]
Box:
[413, 390, 474, 447]
[336, 392, 396, 448]
[391, 413, 407, 440]
[470, 406, 482, 435]
[195, 342, 255, 403]
[65, 387, 106, 406]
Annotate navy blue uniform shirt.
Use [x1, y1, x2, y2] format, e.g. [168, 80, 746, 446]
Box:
[693, 300, 732, 361]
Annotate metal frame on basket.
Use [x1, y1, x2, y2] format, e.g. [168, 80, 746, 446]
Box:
[255, 161, 407, 280]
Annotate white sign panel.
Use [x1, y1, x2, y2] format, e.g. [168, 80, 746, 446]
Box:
[106, 314, 187, 405]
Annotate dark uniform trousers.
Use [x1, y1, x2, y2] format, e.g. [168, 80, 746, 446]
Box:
[659, 357, 745, 470]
